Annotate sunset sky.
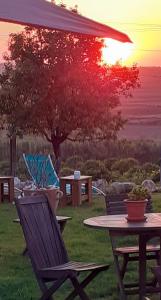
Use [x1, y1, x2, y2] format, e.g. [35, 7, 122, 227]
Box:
[1, 0, 161, 66]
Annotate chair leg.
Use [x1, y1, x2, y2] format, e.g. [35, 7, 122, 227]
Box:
[120, 254, 129, 280]
[39, 278, 66, 300]
[65, 270, 100, 300]
[151, 252, 160, 287]
[70, 277, 90, 300]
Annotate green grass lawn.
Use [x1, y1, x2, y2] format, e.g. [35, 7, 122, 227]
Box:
[0, 194, 161, 300]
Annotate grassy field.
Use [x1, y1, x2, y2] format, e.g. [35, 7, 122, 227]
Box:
[0, 194, 161, 300]
[119, 67, 161, 140]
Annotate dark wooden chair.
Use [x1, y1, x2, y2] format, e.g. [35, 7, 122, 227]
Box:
[15, 195, 109, 300]
[105, 193, 160, 291]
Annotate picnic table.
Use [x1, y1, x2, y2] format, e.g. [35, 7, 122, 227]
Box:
[84, 213, 161, 300]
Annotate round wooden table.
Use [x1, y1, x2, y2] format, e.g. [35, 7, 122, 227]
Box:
[84, 213, 161, 300]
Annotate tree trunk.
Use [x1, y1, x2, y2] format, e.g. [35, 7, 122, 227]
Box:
[10, 134, 16, 177]
[52, 141, 61, 175]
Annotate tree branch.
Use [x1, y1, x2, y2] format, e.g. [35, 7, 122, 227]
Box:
[42, 130, 52, 142]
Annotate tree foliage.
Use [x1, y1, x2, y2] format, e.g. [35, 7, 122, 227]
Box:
[0, 5, 139, 171]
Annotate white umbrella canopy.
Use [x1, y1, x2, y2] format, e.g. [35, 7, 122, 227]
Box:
[0, 0, 131, 43]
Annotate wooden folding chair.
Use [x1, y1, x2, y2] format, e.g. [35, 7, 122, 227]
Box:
[105, 193, 160, 293]
[15, 195, 109, 300]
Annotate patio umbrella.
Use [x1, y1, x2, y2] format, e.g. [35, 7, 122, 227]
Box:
[0, 0, 131, 43]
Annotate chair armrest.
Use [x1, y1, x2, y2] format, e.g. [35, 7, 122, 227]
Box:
[14, 187, 24, 197]
[92, 186, 106, 197]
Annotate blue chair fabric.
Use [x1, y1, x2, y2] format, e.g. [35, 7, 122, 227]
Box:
[23, 154, 59, 188]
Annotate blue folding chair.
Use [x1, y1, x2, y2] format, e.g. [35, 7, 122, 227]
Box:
[23, 153, 104, 195]
[23, 154, 59, 188]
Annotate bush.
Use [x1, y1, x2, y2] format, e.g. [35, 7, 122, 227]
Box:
[112, 158, 139, 174]
[60, 167, 74, 177]
[142, 162, 159, 173]
[65, 155, 83, 169]
[124, 166, 147, 184]
[81, 159, 111, 181]
[151, 170, 160, 183]
[16, 158, 29, 180]
[0, 160, 10, 175]
[103, 158, 117, 170]
[111, 170, 121, 182]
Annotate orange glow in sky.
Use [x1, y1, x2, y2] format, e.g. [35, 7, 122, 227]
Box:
[102, 38, 134, 65]
[1, 0, 161, 66]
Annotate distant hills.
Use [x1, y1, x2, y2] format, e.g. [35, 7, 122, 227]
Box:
[118, 67, 161, 140]
[120, 67, 161, 121]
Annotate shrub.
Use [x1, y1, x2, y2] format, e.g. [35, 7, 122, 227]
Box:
[103, 158, 117, 170]
[60, 167, 74, 177]
[65, 155, 83, 169]
[81, 159, 111, 181]
[124, 167, 147, 184]
[112, 158, 139, 174]
[151, 170, 160, 183]
[16, 158, 29, 180]
[82, 160, 100, 170]
[0, 160, 10, 175]
[142, 162, 159, 173]
[111, 170, 121, 182]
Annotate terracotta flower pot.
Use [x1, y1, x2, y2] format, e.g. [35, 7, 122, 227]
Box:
[124, 199, 148, 222]
[23, 187, 63, 214]
[43, 187, 63, 214]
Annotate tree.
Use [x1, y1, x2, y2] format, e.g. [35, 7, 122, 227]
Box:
[0, 7, 139, 174]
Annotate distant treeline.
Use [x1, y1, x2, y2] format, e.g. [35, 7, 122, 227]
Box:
[61, 139, 161, 165]
[0, 138, 161, 182]
[0, 138, 161, 165]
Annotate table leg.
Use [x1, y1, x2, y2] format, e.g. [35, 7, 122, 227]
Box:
[109, 232, 127, 300]
[9, 178, 14, 202]
[59, 220, 67, 233]
[0, 183, 2, 203]
[60, 180, 67, 207]
[72, 181, 81, 206]
[87, 178, 92, 205]
[139, 234, 147, 300]
[2, 183, 4, 202]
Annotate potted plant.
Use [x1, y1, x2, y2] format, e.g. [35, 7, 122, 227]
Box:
[124, 185, 150, 222]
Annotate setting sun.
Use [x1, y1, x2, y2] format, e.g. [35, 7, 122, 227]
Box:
[102, 38, 134, 65]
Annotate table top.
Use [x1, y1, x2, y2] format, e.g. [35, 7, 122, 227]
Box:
[60, 175, 92, 180]
[0, 176, 14, 180]
[13, 216, 72, 223]
[84, 213, 161, 232]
